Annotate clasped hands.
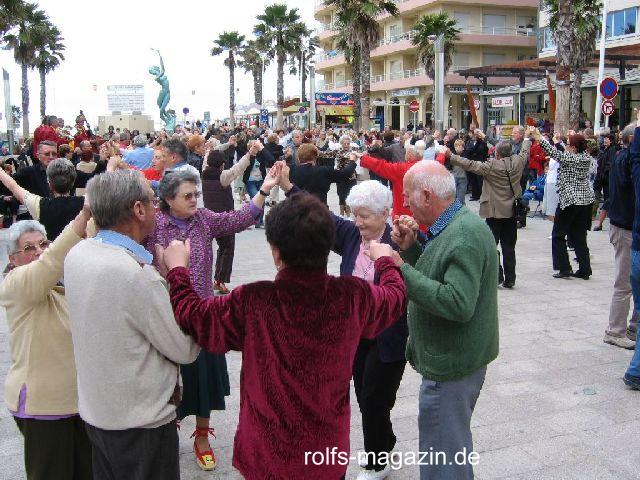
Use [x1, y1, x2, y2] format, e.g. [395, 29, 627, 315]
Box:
[363, 215, 418, 267]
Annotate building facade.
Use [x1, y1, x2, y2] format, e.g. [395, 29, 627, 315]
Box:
[313, 0, 539, 130]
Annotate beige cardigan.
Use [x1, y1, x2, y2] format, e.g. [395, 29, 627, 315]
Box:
[0, 223, 82, 415]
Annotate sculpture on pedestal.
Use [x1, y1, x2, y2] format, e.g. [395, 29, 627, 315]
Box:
[149, 49, 176, 133]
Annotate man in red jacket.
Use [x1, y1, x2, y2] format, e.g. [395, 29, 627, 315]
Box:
[33, 115, 67, 154]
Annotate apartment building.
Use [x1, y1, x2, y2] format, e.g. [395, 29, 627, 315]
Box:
[313, 0, 539, 130]
[538, 0, 640, 127]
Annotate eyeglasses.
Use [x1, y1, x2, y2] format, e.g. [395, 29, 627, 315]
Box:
[180, 191, 201, 201]
[16, 239, 50, 254]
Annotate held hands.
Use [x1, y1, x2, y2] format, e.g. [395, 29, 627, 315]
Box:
[392, 215, 418, 251]
[364, 241, 404, 267]
[155, 239, 191, 277]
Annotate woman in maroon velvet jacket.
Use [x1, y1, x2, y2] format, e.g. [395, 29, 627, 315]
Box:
[158, 191, 406, 480]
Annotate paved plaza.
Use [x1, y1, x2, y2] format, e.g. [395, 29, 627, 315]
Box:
[0, 188, 638, 480]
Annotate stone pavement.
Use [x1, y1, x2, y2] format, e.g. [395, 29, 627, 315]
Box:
[0, 187, 638, 480]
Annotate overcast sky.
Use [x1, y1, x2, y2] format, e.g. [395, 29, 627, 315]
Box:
[0, 0, 318, 132]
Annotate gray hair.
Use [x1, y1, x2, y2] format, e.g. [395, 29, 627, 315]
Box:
[346, 180, 392, 214]
[162, 138, 188, 162]
[496, 141, 512, 159]
[622, 124, 635, 146]
[7, 220, 47, 254]
[133, 134, 148, 148]
[119, 132, 131, 141]
[423, 135, 434, 149]
[414, 140, 426, 157]
[339, 134, 351, 145]
[86, 170, 150, 229]
[405, 146, 423, 162]
[409, 162, 456, 200]
[46, 158, 77, 194]
[37, 140, 57, 152]
[512, 125, 525, 135]
[158, 170, 199, 212]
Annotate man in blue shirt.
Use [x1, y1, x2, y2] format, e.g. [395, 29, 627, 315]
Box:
[121, 134, 154, 170]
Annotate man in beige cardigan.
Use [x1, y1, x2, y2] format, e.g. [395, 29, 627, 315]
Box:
[0, 206, 93, 479]
[444, 127, 532, 288]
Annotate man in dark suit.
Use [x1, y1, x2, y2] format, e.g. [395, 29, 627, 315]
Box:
[463, 129, 489, 200]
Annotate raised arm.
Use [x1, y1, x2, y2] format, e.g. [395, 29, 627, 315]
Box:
[0, 168, 29, 204]
[360, 153, 402, 182]
[327, 159, 356, 183]
[219, 152, 251, 187]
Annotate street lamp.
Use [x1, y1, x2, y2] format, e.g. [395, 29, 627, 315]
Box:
[309, 62, 317, 128]
[429, 34, 446, 132]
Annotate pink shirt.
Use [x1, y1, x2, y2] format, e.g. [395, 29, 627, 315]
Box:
[352, 236, 383, 284]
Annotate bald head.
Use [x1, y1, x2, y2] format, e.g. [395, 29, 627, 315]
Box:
[402, 161, 456, 226]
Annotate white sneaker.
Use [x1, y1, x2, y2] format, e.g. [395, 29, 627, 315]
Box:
[603, 332, 636, 350]
[356, 465, 392, 480]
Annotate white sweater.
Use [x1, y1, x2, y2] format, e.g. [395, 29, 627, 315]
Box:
[64, 239, 200, 430]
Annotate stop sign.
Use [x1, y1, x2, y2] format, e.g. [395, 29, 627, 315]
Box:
[409, 100, 420, 112]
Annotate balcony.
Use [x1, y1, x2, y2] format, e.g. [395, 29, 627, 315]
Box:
[317, 22, 338, 40]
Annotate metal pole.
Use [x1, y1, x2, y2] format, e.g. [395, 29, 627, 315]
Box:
[309, 66, 317, 128]
[3, 69, 14, 155]
[261, 58, 265, 110]
[618, 60, 626, 127]
[434, 35, 445, 132]
[594, 0, 609, 134]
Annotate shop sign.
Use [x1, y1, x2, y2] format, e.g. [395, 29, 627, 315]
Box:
[391, 88, 420, 97]
[491, 96, 515, 108]
[315, 92, 354, 106]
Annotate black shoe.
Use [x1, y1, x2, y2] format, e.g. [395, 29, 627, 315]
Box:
[502, 280, 515, 289]
[623, 373, 640, 390]
[572, 271, 590, 280]
[553, 271, 573, 279]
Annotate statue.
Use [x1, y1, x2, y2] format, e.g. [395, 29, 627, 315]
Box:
[149, 49, 176, 133]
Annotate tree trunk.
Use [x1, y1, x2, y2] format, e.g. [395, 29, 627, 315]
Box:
[554, 0, 572, 135]
[352, 52, 362, 132]
[39, 67, 46, 120]
[253, 68, 261, 105]
[360, 43, 371, 131]
[21, 63, 29, 139]
[229, 53, 236, 126]
[301, 56, 307, 103]
[276, 53, 285, 129]
[569, 70, 583, 131]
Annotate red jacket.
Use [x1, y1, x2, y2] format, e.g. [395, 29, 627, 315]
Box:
[33, 124, 67, 154]
[167, 258, 406, 480]
[360, 154, 418, 218]
[529, 141, 546, 176]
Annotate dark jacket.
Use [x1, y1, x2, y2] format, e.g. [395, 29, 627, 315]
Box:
[13, 162, 50, 198]
[187, 152, 204, 173]
[629, 127, 640, 250]
[264, 142, 284, 162]
[332, 216, 408, 362]
[242, 148, 275, 184]
[463, 138, 488, 163]
[39, 196, 85, 241]
[202, 167, 234, 213]
[595, 144, 617, 194]
[609, 146, 634, 230]
[289, 161, 356, 205]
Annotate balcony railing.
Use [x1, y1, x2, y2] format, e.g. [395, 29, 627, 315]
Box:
[371, 68, 427, 84]
[318, 22, 337, 33]
[315, 50, 344, 63]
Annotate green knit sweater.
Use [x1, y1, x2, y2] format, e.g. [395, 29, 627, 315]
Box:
[400, 207, 499, 381]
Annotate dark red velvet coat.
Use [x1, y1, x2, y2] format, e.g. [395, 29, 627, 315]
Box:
[167, 257, 406, 480]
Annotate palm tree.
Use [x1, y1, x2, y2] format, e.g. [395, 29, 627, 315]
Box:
[546, 0, 601, 132]
[211, 31, 246, 126]
[0, 0, 27, 37]
[413, 13, 461, 79]
[335, 26, 361, 131]
[549, 0, 573, 135]
[34, 22, 65, 119]
[238, 39, 269, 105]
[326, 0, 398, 129]
[291, 34, 319, 103]
[2, 2, 49, 138]
[254, 3, 307, 129]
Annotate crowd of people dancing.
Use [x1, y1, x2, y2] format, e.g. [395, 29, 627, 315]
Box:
[1, 107, 639, 480]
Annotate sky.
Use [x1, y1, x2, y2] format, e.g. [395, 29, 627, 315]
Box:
[0, 0, 319, 132]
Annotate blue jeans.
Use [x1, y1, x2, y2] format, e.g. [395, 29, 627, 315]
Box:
[246, 179, 263, 199]
[455, 177, 467, 205]
[627, 249, 640, 377]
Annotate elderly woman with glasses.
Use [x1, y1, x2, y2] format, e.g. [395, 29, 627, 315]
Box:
[145, 167, 277, 471]
[281, 167, 408, 479]
[0, 207, 93, 480]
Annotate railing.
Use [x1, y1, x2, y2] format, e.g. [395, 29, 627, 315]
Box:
[459, 26, 538, 37]
[371, 68, 427, 84]
[378, 29, 418, 47]
[314, 50, 344, 63]
[317, 23, 338, 33]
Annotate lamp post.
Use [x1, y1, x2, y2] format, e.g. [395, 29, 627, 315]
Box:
[430, 34, 446, 132]
[593, 0, 609, 134]
[309, 63, 317, 128]
[3, 69, 14, 154]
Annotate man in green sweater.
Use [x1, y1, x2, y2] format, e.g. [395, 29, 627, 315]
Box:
[369, 161, 498, 479]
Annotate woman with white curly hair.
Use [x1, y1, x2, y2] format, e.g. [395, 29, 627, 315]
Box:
[280, 169, 408, 480]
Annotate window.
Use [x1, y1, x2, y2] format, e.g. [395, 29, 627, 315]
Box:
[483, 14, 506, 34]
[389, 24, 401, 38]
[517, 16, 536, 29]
[335, 70, 345, 86]
[540, 26, 556, 50]
[389, 59, 402, 73]
[482, 53, 506, 66]
[606, 7, 637, 38]
[454, 52, 470, 69]
[454, 12, 470, 31]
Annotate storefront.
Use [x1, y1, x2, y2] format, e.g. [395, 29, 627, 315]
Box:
[315, 92, 354, 128]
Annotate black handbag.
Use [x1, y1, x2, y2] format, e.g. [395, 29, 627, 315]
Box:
[504, 161, 528, 226]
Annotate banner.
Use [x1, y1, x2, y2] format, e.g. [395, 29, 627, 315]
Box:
[315, 92, 353, 106]
[491, 96, 514, 108]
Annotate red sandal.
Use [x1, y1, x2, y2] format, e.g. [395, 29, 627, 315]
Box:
[191, 427, 216, 470]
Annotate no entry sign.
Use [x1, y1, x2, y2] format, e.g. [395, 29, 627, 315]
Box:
[600, 77, 618, 100]
[601, 99, 615, 117]
[409, 101, 420, 113]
